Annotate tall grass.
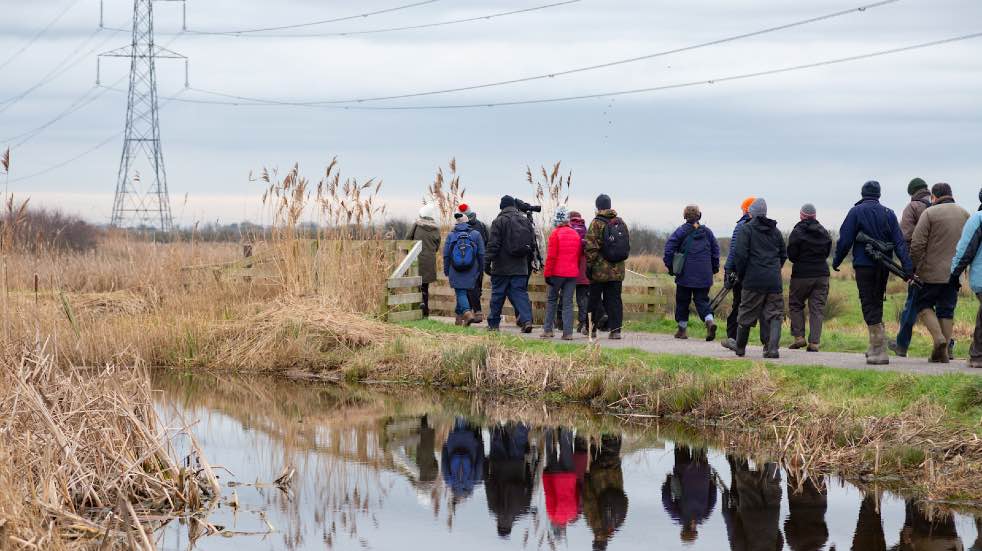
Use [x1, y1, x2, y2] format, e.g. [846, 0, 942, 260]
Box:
[427, 158, 465, 228]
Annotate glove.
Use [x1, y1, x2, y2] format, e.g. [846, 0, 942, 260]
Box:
[832, 264, 841, 272]
[484, 262, 493, 276]
[723, 272, 736, 289]
[949, 272, 962, 287]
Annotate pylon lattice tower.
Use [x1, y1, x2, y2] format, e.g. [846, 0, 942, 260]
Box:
[100, 0, 186, 231]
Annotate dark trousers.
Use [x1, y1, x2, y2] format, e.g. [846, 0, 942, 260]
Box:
[589, 281, 624, 333]
[488, 275, 533, 328]
[738, 289, 784, 326]
[854, 266, 890, 325]
[675, 285, 712, 324]
[914, 282, 959, 319]
[788, 276, 829, 344]
[972, 293, 982, 363]
[544, 277, 577, 335]
[895, 285, 919, 349]
[467, 272, 485, 313]
[576, 284, 590, 324]
[727, 282, 767, 343]
[421, 282, 430, 317]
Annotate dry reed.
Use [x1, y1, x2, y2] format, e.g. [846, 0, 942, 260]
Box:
[0, 342, 217, 549]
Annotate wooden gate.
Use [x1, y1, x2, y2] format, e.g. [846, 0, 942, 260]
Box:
[384, 240, 425, 322]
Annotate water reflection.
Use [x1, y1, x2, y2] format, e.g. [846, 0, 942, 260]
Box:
[153, 373, 981, 551]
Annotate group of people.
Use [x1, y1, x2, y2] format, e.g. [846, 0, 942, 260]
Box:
[408, 193, 630, 340]
[409, 178, 982, 367]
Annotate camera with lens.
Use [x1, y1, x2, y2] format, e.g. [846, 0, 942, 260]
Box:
[514, 199, 542, 214]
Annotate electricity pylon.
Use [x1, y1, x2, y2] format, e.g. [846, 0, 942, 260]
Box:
[99, 0, 187, 231]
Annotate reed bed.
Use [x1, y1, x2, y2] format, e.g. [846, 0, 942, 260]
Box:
[0, 343, 218, 549]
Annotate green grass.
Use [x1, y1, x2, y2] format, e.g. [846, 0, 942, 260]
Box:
[405, 318, 982, 427]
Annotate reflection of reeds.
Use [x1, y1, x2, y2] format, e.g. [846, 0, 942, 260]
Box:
[0, 345, 217, 549]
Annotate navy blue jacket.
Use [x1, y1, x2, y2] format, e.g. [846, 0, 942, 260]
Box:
[832, 198, 912, 272]
[663, 223, 720, 289]
[724, 214, 751, 274]
[444, 222, 486, 290]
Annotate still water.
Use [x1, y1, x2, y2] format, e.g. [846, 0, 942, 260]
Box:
[154, 372, 981, 551]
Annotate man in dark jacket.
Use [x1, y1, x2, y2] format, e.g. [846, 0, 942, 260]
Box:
[461, 204, 490, 323]
[663, 205, 721, 341]
[787, 203, 832, 352]
[485, 423, 533, 538]
[833, 181, 913, 365]
[661, 446, 716, 544]
[722, 197, 765, 351]
[731, 198, 787, 358]
[890, 177, 932, 357]
[784, 474, 829, 551]
[486, 196, 535, 332]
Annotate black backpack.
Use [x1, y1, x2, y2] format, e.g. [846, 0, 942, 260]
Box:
[505, 213, 535, 258]
[599, 216, 631, 263]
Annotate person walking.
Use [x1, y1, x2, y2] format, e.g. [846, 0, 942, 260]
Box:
[542, 207, 582, 340]
[722, 197, 757, 351]
[405, 204, 441, 318]
[787, 203, 832, 352]
[910, 183, 970, 363]
[730, 199, 786, 358]
[950, 189, 982, 369]
[832, 181, 913, 365]
[444, 211, 485, 326]
[486, 195, 535, 333]
[569, 211, 593, 335]
[585, 194, 630, 340]
[460, 204, 490, 324]
[663, 205, 721, 341]
[890, 177, 932, 357]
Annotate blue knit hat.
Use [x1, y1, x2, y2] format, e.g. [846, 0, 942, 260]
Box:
[554, 206, 570, 226]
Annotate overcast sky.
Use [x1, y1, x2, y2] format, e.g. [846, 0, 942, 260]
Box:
[2, 0, 981, 233]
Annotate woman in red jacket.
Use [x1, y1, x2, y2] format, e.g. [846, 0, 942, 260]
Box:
[542, 207, 583, 339]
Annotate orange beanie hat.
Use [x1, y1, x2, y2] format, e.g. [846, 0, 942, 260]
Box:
[740, 196, 756, 214]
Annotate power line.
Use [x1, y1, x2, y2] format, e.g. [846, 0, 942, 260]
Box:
[109, 0, 581, 38]
[191, 0, 439, 35]
[0, 0, 85, 72]
[184, 0, 903, 106]
[156, 31, 982, 110]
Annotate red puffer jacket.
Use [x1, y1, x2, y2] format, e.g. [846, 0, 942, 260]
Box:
[544, 225, 583, 279]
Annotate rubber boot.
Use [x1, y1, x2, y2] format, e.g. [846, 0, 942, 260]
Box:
[763, 320, 782, 359]
[866, 323, 889, 365]
[734, 325, 751, 357]
[940, 318, 955, 362]
[919, 310, 948, 363]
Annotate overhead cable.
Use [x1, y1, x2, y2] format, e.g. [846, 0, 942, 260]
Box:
[0, 0, 85, 72]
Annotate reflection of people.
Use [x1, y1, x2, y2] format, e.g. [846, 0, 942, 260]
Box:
[661, 446, 716, 543]
[784, 474, 828, 551]
[722, 456, 784, 551]
[543, 428, 579, 528]
[441, 418, 485, 501]
[416, 415, 438, 483]
[485, 423, 533, 538]
[583, 434, 628, 551]
[890, 500, 964, 551]
[851, 494, 886, 551]
[970, 518, 982, 551]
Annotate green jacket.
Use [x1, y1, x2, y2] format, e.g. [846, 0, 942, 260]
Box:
[406, 218, 441, 284]
[585, 209, 626, 282]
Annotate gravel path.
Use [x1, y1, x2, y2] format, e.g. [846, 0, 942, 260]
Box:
[433, 317, 982, 376]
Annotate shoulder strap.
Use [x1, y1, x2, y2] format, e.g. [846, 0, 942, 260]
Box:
[679, 225, 698, 253]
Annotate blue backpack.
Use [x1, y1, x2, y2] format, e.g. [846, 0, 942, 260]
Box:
[451, 231, 477, 270]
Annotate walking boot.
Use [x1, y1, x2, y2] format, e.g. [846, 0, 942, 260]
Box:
[866, 323, 889, 365]
[919, 310, 948, 363]
[577, 321, 588, 335]
[888, 338, 907, 358]
[674, 326, 688, 340]
[520, 321, 534, 334]
[462, 310, 475, 327]
[807, 343, 820, 353]
[789, 336, 807, 350]
[969, 358, 982, 369]
[540, 329, 555, 339]
[940, 319, 955, 362]
[609, 330, 623, 340]
[763, 320, 782, 359]
[454, 314, 464, 326]
[705, 320, 717, 342]
[472, 311, 484, 324]
[734, 325, 751, 357]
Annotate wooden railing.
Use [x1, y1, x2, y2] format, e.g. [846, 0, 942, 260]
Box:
[428, 270, 664, 323]
[384, 240, 424, 322]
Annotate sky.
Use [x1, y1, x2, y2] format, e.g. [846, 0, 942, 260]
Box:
[1, 0, 981, 233]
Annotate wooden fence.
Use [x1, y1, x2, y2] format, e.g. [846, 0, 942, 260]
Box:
[384, 240, 425, 322]
[428, 271, 664, 323]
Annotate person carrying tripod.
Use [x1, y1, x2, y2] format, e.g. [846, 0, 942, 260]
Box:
[832, 181, 913, 365]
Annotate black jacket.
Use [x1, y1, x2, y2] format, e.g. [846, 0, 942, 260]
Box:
[487, 207, 532, 277]
[787, 219, 832, 279]
[733, 217, 787, 293]
[468, 218, 490, 249]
